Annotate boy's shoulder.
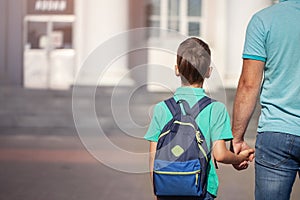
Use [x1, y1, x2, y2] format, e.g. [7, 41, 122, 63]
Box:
[154, 96, 227, 114]
[151, 100, 169, 116]
[154, 100, 169, 110]
[209, 100, 227, 110]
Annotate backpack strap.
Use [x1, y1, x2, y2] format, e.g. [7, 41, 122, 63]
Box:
[190, 96, 215, 119]
[191, 96, 216, 194]
[193, 97, 213, 161]
[164, 97, 181, 117]
[165, 96, 215, 117]
[177, 99, 192, 115]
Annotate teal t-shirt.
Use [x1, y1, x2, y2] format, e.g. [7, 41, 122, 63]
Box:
[243, 0, 300, 136]
[144, 87, 233, 196]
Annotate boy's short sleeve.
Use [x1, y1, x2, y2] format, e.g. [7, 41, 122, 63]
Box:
[209, 102, 233, 142]
[243, 14, 267, 62]
[144, 103, 167, 142]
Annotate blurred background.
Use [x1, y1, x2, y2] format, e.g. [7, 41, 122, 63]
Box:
[0, 0, 299, 199]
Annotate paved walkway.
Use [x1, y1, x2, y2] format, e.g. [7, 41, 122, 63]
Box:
[0, 86, 299, 200]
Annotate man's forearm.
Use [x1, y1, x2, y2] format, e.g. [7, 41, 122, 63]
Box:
[232, 59, 264, 142]
[232, 82, 259, 141]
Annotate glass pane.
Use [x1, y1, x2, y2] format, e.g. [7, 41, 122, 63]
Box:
[168, 20, 179, 32]
[26, 21, 48, 49]
[168, 0, 179, 16]
[188, 22, 201, 36]
[148, 20, 161, 37]
[188, 0, 202, 16]
[52, 22, 73, 49]
[149, 0, 161, 15]
[149, 20, 160, 27]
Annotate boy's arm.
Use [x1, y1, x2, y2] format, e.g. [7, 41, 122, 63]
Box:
[149, 142, 157, 182]
[149, 142, 158, 200]
[213, 140, 254, 165]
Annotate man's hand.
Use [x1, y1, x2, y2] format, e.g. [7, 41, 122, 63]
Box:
[230, 140, 255, 170]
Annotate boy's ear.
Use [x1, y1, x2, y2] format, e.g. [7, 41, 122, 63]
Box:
[205, 67, 213, 78]
[175, 65, 180, 76]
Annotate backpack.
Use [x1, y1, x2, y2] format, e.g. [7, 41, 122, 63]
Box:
[153, 96, 214, 197]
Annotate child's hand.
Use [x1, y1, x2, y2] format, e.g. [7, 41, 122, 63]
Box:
[235, 148, 255, 169]
[239, 149, 255, 160]
[239, 148, 255, 162]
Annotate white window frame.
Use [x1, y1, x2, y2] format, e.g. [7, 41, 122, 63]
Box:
[148, 0, 207, 38]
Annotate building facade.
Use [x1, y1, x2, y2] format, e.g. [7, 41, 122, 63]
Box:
[0, 0, 272, 90]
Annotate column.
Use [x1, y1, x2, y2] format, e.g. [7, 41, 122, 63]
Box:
[0, 0, 7, 84]
[6, 0, 25, 86]
[75, 0, 134, 86]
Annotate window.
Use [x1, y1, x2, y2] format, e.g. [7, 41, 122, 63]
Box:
[25, 20, 73, 50]
[147, 0, 204, 37]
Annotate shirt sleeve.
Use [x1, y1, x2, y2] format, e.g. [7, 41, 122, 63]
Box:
[243, 14, 267, 62]
[144, 103, 166, 142]
[209, 102, 233, 142]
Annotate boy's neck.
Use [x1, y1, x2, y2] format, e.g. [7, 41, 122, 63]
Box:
[181, 82, 203, 88]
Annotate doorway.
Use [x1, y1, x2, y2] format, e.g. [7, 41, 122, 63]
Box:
[23, 15, 75, 89]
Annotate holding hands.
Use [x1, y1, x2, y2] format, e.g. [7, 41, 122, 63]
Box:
[231, 139, 255, 170]
[212, 139, 254, 167]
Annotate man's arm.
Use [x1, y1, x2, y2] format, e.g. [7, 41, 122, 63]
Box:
[232, 59, 264, 154]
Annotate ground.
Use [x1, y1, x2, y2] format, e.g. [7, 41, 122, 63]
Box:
[0, 86, 299, 200]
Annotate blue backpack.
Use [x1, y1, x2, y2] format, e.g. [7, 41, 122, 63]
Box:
[153, 96, 214, 197]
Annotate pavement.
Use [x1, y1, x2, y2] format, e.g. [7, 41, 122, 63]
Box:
[0, 86, 299, 200]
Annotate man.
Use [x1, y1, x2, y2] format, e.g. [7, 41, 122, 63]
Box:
[232, 0, 300, 199]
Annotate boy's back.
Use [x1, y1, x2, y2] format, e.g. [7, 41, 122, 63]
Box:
[145, 87, 233, 197]
[145, 37, 254, 200]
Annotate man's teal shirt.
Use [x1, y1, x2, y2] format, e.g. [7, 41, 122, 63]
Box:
[243, 0, 300, 136]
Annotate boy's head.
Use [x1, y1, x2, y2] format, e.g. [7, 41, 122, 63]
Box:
[176, 37, 211, 85]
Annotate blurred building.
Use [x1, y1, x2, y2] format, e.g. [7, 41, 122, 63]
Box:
[0, 0, 272, 91]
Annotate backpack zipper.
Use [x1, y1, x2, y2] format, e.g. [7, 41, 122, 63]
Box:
[154, 169, 200, 175]
[158, 130, 171, 139]
[195, 173, 199, 186]
[196, 131, 208, 162]
[174, 121, 196, 129]
[154, 170, 201, 186]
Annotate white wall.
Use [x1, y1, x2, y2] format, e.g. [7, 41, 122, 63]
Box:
[225, 0, 272, 87]
[73, 0, 273, 89]
[205, 0, 228, 91]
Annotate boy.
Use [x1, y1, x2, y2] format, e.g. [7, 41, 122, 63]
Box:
[144, 37, 254, 200]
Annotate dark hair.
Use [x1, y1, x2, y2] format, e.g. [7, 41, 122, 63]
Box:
[176, 37, 211, 85]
